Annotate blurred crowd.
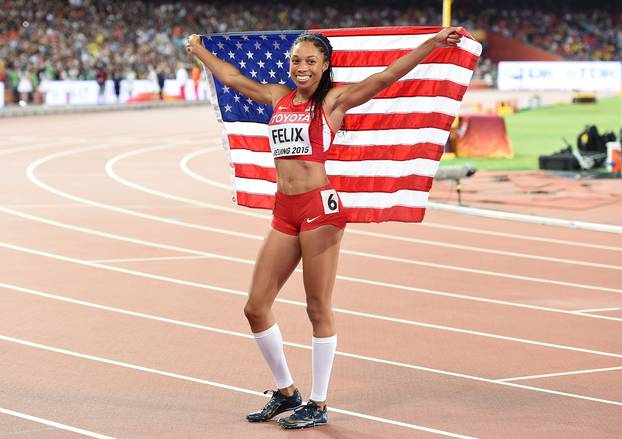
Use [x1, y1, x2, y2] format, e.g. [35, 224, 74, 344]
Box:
[0, 0, 619, 104]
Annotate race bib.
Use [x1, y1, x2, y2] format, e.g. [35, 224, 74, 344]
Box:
[268, 112, 312, 158]
[320, 189, 339, 214]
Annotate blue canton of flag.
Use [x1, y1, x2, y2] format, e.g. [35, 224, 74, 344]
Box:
[202, 31, 301, 123]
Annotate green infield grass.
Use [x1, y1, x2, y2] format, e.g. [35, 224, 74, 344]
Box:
[440, 95, 622, 171]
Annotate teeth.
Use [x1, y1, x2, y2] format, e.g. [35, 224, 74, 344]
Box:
[297, 75, 310, 81]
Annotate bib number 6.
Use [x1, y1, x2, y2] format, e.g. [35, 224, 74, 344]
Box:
[320, 189, 339, 214]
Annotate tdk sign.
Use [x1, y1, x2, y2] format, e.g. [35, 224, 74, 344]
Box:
[498, 61, 621, 91]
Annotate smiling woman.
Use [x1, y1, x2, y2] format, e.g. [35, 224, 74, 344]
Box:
[185, 26, 461, 430]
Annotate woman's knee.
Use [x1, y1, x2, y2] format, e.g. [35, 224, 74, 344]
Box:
[243, 301, 269, 323]
[306, 300, 332, 326]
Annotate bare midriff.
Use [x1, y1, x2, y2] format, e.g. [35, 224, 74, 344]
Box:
[275, 159, 329, 195]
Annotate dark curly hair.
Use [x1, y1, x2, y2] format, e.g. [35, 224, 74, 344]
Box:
[291, 32, 333, 121]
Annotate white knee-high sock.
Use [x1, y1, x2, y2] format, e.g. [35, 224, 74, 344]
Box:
[310, 335, 337, 402]
[253, 323, 293, 389]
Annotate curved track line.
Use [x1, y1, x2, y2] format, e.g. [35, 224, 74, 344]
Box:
[0, 335, 476, 438]
[182, 148, 622, 252]
[3, 206, 622, 326]
[3, 281, 622, 409]
[111, 145, 622, 271]
[2, 240, 622, 361]
[0, 407, 113, 439]
[20, 143, 615, 294]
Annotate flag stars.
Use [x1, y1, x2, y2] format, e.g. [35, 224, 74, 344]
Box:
[278, 79, 286, 84]
[246, 51, 254, 59]
[235, 42, 243, 50]
[284, 50, 290, 59]
[249, 69, 258, 78]
[279, 33, 287, 40]
[243, 104, 250, 112]
[257, 60, 265, 69]
[224, 35, 231, 40]
[228, 51, 235, 59]
[233, 94, 241, 103]
[246, 97, 253, 104]
[273, 41, 280, 50]
[259, 35, 268, 40]
[276, 60, 284, 69]
[265, 51, 273, 60]
[268, 69, 276, 78]
[254, 41, 261, 50]
[222, 85, 230, 93]
[224, 104, 232, 112]
[242, 35, 249, 40]
[260, 79, 268, 84]
[257, 106, 265, 114]
[217, 42, 225, 50]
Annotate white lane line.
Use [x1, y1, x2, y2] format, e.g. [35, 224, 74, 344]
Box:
[573, 307, 621, 313]
[0, 335, 475, 438]
[0, 138, 88, 156]
[0, 407, 114, 439]
[3, 281, 622, 408]
[1, 204, 204, 209]
[29, 143, 622, 298]
[90, 255, 213, 263]
[183, 147, 622, 252]
[427, 201, 622, 235]
[498, 365, 622, 382]
[118, 145, 622, 271]
[3, 240, 622, 360]
[4, 205, 622, 324]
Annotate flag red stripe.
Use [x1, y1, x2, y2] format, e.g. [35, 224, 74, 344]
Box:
[343, 112, 454, 132]
[330, 175, 433, 193]
[235, 192, 275, 209]
[327, 143, 444, 161]
[313, 25, 477, 41]
[235, 164, 277, 182]
[345, 205, 426, 223]
[332, 49, 478, 70]
[228, 135, 270, 152]
[333, 79, 468, 101]
[313, 26, 443, 37]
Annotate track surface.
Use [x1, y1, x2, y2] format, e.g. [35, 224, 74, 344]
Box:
[1, 107, 621, 438]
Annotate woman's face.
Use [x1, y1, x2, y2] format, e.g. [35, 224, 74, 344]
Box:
[289, 41, 328, 92]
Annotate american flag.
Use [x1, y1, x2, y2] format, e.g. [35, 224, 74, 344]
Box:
[202, 27, 481, 223]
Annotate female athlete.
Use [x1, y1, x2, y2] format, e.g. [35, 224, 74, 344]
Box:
[186, 27, 460, 429]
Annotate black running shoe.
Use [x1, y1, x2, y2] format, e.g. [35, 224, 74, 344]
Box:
[246, 389, 302, 422]
[277, 400, 328, 429]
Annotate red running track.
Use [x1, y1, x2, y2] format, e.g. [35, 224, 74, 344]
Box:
[0, 107, 621, 438]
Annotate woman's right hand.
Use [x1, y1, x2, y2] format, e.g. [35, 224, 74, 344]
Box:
[185, 34, 202, 55]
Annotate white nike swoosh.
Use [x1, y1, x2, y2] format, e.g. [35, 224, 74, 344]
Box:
[278, 106, 288, 110]
[306, 216, 321, 223]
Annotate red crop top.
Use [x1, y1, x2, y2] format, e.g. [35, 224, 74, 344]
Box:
[268, 90, 335, 164]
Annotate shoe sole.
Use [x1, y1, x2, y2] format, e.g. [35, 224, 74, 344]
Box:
[279, 421, 328, 430]
[246, 404, 303, 423]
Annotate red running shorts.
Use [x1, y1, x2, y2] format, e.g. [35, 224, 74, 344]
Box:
[272, 183, 347, 236]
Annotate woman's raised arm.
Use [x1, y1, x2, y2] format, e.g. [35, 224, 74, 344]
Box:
[186, 34, 290, 106]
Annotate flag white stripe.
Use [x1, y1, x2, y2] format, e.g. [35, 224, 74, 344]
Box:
[224, 122, 268, 136]
[348, 96, 461, 116]
[234, 177, 277, 195]
[340, 190, 430, 208]
[230, 149, 274, 167]
[326, 158, 439, 177]
[333, 63, 474, 85]
[335, 128, 449, 147]
[328, 34, 482, 56]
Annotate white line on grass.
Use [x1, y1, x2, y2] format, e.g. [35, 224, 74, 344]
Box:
[0, 335, 476, 438]
[0, 407, 114, 439]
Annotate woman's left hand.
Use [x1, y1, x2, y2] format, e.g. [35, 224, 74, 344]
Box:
[430, 27, 462, 48]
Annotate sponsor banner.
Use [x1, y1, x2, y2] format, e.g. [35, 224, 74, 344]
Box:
[41, 79, 210, 106]
[497, 61, 622, 91]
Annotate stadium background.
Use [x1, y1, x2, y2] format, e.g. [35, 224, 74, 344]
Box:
[1, 1, 621, 438]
